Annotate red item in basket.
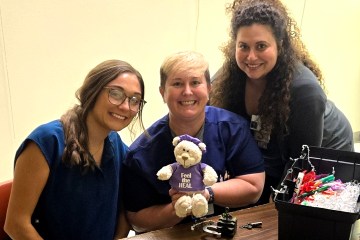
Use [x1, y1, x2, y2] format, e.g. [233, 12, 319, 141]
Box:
[301, 170, 316, 184]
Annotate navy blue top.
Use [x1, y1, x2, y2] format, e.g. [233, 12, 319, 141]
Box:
[15, 120, 128, 240]
[123, 106, 264, 215]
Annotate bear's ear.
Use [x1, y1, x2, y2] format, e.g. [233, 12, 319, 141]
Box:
[173, 136, 181, 146]
[198, 142, 206, 152]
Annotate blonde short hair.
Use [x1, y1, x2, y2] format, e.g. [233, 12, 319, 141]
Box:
[160, 51, 210, 87]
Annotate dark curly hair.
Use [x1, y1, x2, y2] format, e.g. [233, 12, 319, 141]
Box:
[210, 0, 324, 140]
[60, 60, 146, 171]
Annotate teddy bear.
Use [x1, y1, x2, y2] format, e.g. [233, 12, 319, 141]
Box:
[156, 134, 218, 218]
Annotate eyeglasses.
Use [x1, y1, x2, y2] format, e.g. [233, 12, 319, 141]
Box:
[103, 86, 146, 112]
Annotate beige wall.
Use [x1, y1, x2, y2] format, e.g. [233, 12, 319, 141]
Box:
[1, 0, 359, 182]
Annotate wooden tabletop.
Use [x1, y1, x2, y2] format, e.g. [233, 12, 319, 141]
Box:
[123, 203, 278, 239]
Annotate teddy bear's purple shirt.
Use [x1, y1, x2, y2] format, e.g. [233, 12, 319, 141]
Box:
[169, 162, 207, 192]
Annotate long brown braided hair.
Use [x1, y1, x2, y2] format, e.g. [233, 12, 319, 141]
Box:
[60, 60, 146, 171]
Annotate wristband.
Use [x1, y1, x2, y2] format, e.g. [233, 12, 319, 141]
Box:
[206, 186, 215, 204]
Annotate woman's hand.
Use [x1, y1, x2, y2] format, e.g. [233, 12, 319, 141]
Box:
[169, 188, 186, 208]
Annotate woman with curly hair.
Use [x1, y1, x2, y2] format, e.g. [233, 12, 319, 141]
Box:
[5, 59, 147, 239]
[210, 0, 354, 204]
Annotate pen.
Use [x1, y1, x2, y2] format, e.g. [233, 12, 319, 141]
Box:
[299, 185, 330, 198]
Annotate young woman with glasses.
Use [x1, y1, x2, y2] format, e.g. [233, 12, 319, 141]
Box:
[5, 59, 146, 239]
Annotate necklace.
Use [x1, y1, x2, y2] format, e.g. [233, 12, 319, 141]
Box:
[90, 142, 104, 157]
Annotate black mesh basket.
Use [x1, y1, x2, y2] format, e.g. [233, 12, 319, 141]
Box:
[274, 145, 360, 240]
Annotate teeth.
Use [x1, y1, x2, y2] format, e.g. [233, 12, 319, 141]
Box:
[111, 113, 125, 120]
[181, 100, 195, 105]
[247, 64, 260, 68]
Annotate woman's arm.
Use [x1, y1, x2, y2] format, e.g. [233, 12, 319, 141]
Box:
[287, 67, 327, 158]
[4, 141, 49, 240]
[126, 203, 183, 233]
[126, 173, 264, 233]
[207, 173, 265, 208]
[113, 203, 131, 239]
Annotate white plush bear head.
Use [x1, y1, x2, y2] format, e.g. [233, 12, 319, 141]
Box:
[172, 134, 206, 168]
